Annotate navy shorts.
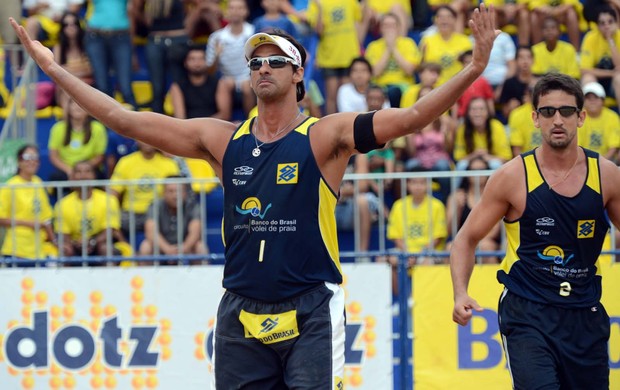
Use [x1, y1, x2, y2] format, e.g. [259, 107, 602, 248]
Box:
[212, 283, 345, 389]
[498, 289, 610, 390]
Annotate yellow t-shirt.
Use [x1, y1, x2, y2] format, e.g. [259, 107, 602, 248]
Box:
[110, 152, 180, 213]
[528, 0, 588, 31]
[453, 119, 512, 161]
[365, 37, 421, 86]
[580, 29, 620, 70]
[367, 0, 411, 15]
[387, 195, 447, 253]
[185, 158, 219, 194]
[0, 175, 53, 259]
[54, 188, 121, 241]
[420, 32, 472, 86]
[307, 0, 362, 68]
[532, 41, 580, 79]
[508, 102, 541, 153]
[578, 107, 620, 156]
[47, 120, 108, 167]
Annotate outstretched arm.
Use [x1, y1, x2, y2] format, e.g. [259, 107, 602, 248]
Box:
[450, 159, 515, 326]
[9, 18, 234, 168]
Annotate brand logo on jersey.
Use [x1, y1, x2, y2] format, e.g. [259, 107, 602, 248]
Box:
[577, 220, 595, 238]
[535, 229, 550, 236]
[231, 179, 247, 186]
[233, 166, 254, 176]
[276, 163, 298, 184]
[235, 197, 272, 219]
[258, 318, 278, 334]
[536, 217, 555, 227]
[239, 309, 298, 345]
[335, 377, 344, 389]
[537, 245, 574, 266]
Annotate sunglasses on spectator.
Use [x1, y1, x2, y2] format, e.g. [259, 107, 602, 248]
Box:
[248, 56, 295, 71]
[536, 106, 580, 118]
[20, 153, 39, 161]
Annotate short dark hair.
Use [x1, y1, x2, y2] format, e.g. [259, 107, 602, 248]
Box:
[596, 4, 618, 22]
[348, 57, 373, 75]
[270, 29, 307, 102]
[532, 73, 584, 110]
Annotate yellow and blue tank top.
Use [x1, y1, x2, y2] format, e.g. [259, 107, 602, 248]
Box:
[499, 148, 608, 307]
[221, 117, 342, 302]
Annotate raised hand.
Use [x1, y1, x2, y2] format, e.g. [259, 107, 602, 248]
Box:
[9, 17, 56, 73]
[468, 4, 501, 73]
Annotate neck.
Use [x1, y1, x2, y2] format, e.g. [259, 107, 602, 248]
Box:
[545, 40, 557, 51]
[537, 145, 580, 170]
[70, 118, 84, 130]
[18, 172, 33, 181]
[189, 73, 206, 85]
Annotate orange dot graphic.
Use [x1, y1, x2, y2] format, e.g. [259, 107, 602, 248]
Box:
[132, 375, 145, 389]
[91, 376, 103, 388]
[64, 375, 76, 388]
[35, 291, 47, 306]
[50, 305, 62, 318]
[62, 291, 76, 305]
[144, 305, 157, 318]
[131, 290, 143, 303]
[349, 373, 363, 387]
[363, 330, 376, 343]
[91, 361, 103, 375]
[104, 375, 117, 389]
[21, 277, 34, 290]
[91, 306, 103, 318]
[7, 320, 19, 329]
[194, 333, 205, 345]
[49, 376, 62, 389]
[146, 375, 158, 388]
[131, 276, 144, 289]
[161, 346, 172, 360]
[21, 291, 34, 305]
[8, 366, 19, 376]
[364, 316, 376, 329]
[104, 305, 117, 317]
[90, 291, 103, 304]
[348, 302, 362, 315]
[131, 305, 143, 317]
[158, 333, 171, 346]
[160, 318, 171, 331]
[50, 363, 61, 375]
[21, 307, 31, 319]
[51, 319, 61, 332]
[21, 376, 35, 389]
[63, 305, 75, 319]
[91, 319, 101, 332]
[195, 347, 206, 360]
[366, 344, 376, 357]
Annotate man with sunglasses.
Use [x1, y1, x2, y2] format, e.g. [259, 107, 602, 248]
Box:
[10, 5, 498, 387]
[451, 72, 618, 389]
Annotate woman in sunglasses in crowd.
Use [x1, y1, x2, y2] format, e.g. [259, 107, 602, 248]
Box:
[0, 145, 57, 264]
[452, 73, 617, 389]
[11, 5, 498, 387]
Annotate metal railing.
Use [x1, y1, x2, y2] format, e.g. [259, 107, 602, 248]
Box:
[0, 44, 37, 145]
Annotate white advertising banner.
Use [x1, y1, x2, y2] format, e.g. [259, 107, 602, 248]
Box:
[0, 263, 392, 389]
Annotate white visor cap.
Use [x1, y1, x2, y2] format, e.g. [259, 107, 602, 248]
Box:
[244, 33, 302, 67]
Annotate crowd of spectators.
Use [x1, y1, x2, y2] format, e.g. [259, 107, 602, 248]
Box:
[1, 0, 620, 267]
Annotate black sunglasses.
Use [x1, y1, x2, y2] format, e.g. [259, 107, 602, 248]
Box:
[248, 56, 295, 71]
[536, 106, 580, 118]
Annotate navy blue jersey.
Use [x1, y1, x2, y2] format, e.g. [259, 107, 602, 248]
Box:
[221, 117, 343, 302]
[498, 148, 609, 307]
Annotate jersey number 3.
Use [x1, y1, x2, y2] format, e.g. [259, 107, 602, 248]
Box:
[559, 281, 572, 297]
